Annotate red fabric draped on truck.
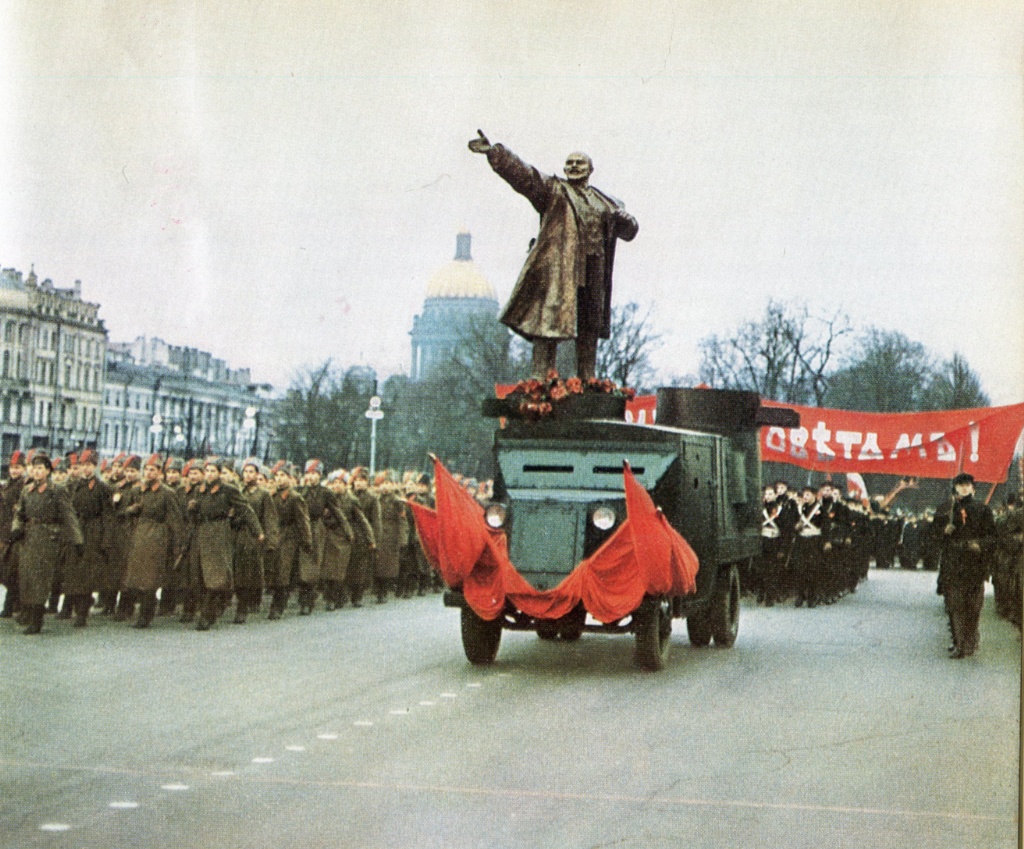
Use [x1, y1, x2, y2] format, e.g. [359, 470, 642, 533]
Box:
[407, 457, 699, 622]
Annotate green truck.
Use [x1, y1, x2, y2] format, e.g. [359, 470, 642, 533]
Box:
[444, 387, 798, 670]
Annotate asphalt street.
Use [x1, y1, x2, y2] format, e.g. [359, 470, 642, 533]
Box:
[0, 569, 1019, 849]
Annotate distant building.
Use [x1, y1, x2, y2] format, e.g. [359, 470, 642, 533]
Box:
[101, 336, 276, 460]
[0, 266, 107, 458]
[409, 231, 500, 381]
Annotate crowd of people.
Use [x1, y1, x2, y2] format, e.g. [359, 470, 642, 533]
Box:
[754, 474, 1022, 657]
[1, 448, 1020, 656]
[0, 449, 443, 634]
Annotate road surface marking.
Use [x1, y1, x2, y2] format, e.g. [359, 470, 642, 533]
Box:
[353, 720, 374, 727]
[439, 693, 457, 699]
[466, 683, 482, 688]
[108, 801, 139, 809]
[419, 700, 437, 706]
[285, 745, 306, 751]
[39, 823, 71, 831]
[389, 709, 409, 715]
[211, 771, 236, 777]
[160, 783, 189, 791]
[317, 734, 339, 740]
[251, 757, 274, 764]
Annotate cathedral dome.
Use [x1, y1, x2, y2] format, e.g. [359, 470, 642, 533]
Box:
[424, 231, 497, 301]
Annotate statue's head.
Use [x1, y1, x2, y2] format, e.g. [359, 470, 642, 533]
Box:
[563, 152, 593, 185]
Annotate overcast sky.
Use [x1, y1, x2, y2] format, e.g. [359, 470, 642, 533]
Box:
[2, 1, 1021, 403]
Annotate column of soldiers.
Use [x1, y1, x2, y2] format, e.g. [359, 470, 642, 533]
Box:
[753, 481, 868, 609]
[0, 449, 440, 635]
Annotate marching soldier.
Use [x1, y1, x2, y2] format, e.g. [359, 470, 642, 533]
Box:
[187, 457, 262, 630]
[176, 459, 204, 622]
[934, 472, 997, 658]
[758, 482, 795, 606]
[10, 451, 83, 634]
[268, 462, 312, 619]
[235, 457, 279, 623]
[321, 470, 357, 610]
[792, 486, 825, 608]
[375, 471, 409, 604]
[346, 467, 380, 607]
[121, 454, 184, 628]
[0, 450, 28, 619]
[63, 449, 113, 627]
[298, 459, 344, 614]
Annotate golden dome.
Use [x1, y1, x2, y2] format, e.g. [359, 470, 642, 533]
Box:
[424, 232, 497, 301]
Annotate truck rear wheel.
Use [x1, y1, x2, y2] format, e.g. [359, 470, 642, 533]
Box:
[633, 596, 672, 671]
[709, 565, 740, 647]
[559, 604, 586, 641]
[461, 607, 502, 664]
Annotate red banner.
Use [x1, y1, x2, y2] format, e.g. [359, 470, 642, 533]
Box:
[498, 387, 1024, 483]
[757, 401, 1024, 483]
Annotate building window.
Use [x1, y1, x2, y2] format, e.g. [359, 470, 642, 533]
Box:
[1, 350, 8, 378]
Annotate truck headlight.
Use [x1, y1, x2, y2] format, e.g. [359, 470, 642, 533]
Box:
[592, 506, 616, 531]
[485, 503, 507, 528]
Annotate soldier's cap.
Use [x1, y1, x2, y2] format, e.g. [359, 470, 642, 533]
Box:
[952, 472, 975, 488]
[112, 452, 127, 467]
[78, 448, 98, 466]
[9, 450, 26, 467]
[373, 470, 391, 486]
[99, 458, 110, 472]
[772, 480, 789, 489]
[164, 456, 183, 472]
[417, 473, 431, 487]
[123, 454, 141, 471]
[144, 453, 163, 470]
[241, 457, 261, 472]
[66, 452, 78, 467]
[350, 466, 369, 482]
[31, 450, 52, 468]
[326, 469, 343, 483]
[222, 458, 237, 474]
[270, 459, 288, 477]
[204, 455, 223, 471]
[52, 456, 67, 472]
[305, 458, 324, 475]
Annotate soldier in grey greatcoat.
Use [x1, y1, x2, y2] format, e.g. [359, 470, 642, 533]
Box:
[10, 451, 83, 634]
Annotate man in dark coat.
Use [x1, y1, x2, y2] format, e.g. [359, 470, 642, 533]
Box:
[468, 131, 639, 379]
[268, 462, 312, 619]
[345, 467, 380, 608]
[10, 452, 83, 634]
[934, 472, 997, 658]
[64, 449, 113, 626]
[235, 457, 279, 623]
[187, 457, 262, 630]
[0, 450, 28, 619]
[122, 454, 185, 628]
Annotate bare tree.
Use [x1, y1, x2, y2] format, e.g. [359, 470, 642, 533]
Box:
[595, 301, 663, 389]
[825, 328, 934, 412]
[922, 352, 990, 410]
[699, 300, 850, 403]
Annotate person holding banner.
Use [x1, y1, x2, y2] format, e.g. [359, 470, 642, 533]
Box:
[933, 473, 997, 658]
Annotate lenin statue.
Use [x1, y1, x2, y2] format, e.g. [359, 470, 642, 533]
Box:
[468, 131, 638, 380]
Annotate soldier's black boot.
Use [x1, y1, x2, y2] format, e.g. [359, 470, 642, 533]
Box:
[73, 594, 91, 627]
[179, 590, 197, 623]
[133, 593, 157, 628]
[233, 593, 248, 624]
[23, 604, 44, 635]
[97, 590, 116, 615]
[113, 591, 135, 622]
[57, 594, 73, 619]
[268, 587, 287, 620]
[157, 588, 178, 617]
[195, 592, 219, 631]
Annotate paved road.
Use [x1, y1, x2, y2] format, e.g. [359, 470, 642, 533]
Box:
[0, 569, 1019, 849]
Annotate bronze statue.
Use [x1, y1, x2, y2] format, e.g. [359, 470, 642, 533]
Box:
[468, 130, 638, 379]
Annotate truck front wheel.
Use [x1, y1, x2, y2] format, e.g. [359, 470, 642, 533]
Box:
[633, 596, 672, 671]
[709, 564, 740, 648]
[461, 607, 502, 664]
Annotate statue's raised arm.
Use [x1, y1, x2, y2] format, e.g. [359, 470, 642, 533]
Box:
[470, 132, 638, 380]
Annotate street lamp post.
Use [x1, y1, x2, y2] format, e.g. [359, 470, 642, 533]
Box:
[364, 395, 384, 476]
